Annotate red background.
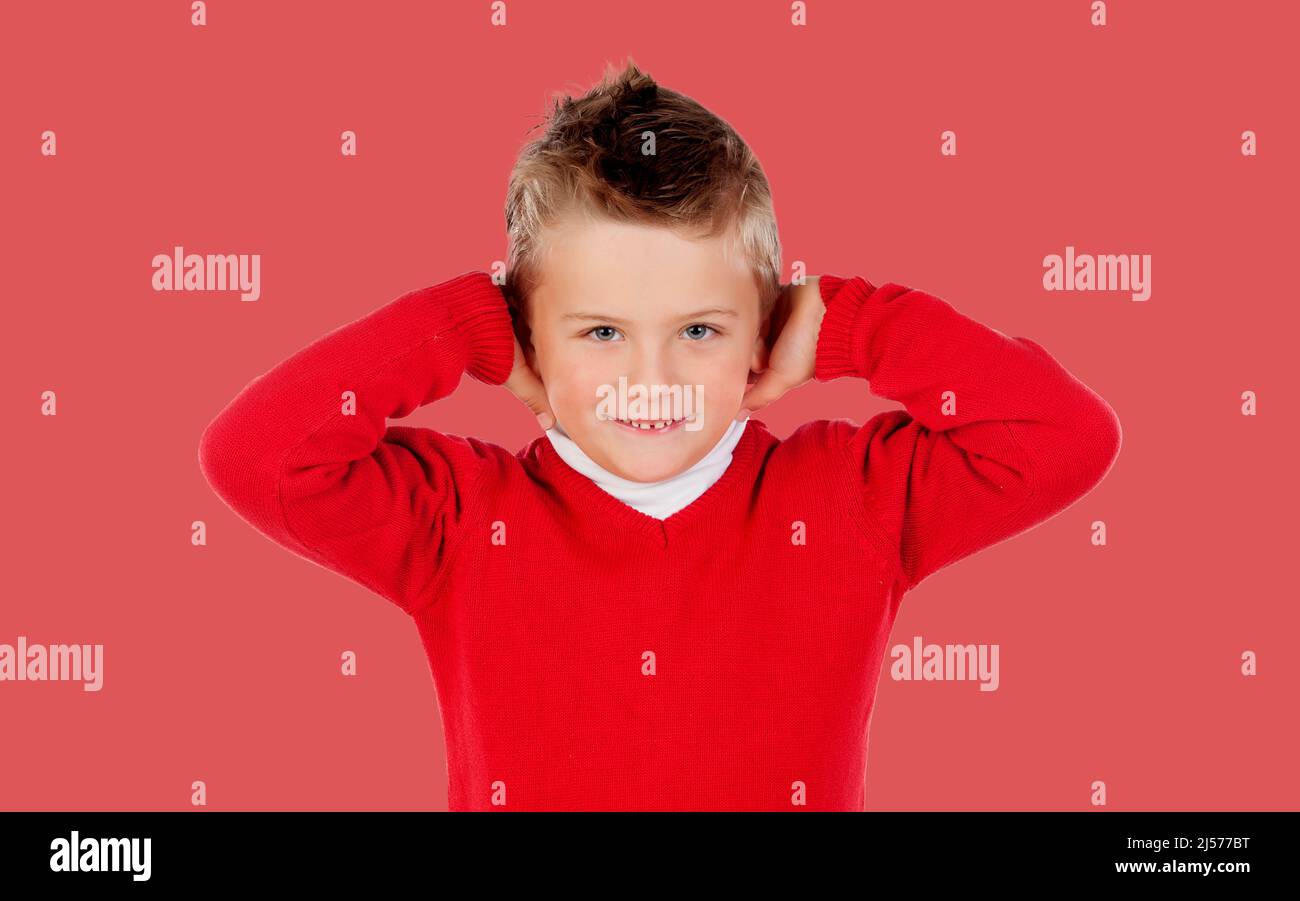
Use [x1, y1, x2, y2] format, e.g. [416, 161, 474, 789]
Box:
[3, 0, 1297, 810]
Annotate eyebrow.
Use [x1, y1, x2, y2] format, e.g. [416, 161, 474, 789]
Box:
[561, 308, 740, 326]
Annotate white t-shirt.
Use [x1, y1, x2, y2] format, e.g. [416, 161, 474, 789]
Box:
[544, 414, 750, 520]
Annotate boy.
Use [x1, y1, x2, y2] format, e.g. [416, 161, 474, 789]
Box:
[198, 60, 1121, 811]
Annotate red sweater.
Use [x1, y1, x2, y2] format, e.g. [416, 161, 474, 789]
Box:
[198, 271, 1121, 811]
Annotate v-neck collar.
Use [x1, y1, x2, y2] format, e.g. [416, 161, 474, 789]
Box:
[529, 417, 769, 548]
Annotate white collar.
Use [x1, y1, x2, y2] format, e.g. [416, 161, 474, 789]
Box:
[544, 415, 750, 520]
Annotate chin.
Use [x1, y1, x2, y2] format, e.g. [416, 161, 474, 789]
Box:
[602, 436, 715, 483]
[579, 437, 677, 481]
[569, 411, 732, 482]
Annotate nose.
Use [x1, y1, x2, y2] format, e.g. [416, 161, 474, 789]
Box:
[623, 338, 681, 389]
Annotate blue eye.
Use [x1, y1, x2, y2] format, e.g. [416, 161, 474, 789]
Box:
[583, 324, 719, 342]
[682, 324, 717, 340]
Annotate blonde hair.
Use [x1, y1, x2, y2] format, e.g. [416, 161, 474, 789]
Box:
[504, 57, 782, 343]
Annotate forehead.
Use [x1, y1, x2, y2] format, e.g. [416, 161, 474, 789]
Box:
[534, 214, 755, 314]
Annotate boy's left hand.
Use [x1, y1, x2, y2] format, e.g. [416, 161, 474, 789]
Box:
[737, 276, 824, 418]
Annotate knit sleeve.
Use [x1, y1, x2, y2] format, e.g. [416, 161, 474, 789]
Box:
[197, 270, 517, 615]
[813, 274, 1122, 593]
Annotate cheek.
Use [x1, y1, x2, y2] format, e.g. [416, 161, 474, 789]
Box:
[693, 352, 751, 405]
[547, 361, 608, 420]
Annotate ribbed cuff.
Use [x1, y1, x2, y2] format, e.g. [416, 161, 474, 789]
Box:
[814, 274, 877, 382]
[438, 271, 517, 385]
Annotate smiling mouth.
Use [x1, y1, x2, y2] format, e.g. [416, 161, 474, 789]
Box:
[611, 416, 687, 433]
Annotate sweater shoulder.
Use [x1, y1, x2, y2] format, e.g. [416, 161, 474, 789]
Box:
[377, 426, 537, 502]
[468, 430, 558, 498]
[777, 416, 860, 456]
[752, 417, 864, 490]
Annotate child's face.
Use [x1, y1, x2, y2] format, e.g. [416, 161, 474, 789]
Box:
[524, 213, 767, 483]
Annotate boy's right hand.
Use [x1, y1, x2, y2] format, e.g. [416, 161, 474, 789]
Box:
[504, 334, 556, 431]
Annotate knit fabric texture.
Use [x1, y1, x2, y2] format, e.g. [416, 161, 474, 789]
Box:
[198, 270, 1121, 811]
